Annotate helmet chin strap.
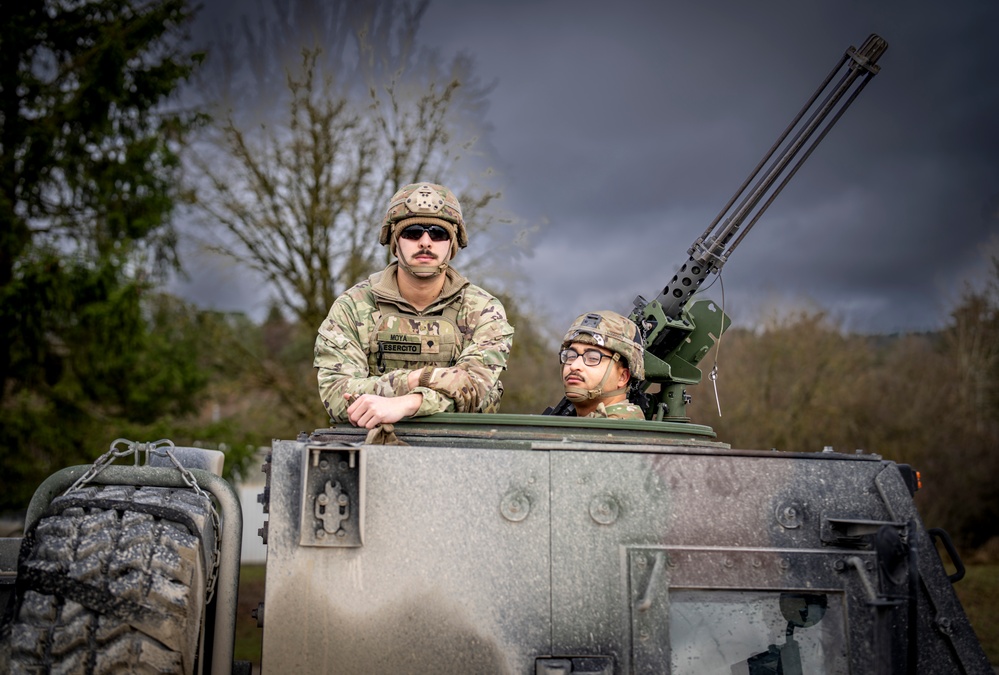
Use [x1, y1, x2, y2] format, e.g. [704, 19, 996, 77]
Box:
[564, 357, 628, 402]
[398, 257, 448, 277]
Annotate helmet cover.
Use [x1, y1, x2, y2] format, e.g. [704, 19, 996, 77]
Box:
[561, 310, 645, 380]
[379, 182, 468, 258]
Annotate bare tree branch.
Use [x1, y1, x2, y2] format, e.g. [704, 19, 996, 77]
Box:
[185, 0, 520, 328]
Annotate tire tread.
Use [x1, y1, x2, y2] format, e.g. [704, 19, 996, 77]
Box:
[4, 486, 212, 674]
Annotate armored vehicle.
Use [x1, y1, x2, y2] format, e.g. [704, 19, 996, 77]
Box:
[0, 33, 993, 675]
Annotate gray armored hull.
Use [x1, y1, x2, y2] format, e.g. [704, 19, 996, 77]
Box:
[257, 414, 989, 674]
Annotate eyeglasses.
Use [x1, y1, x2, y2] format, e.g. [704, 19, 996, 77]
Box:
[559, 348, 615, 367]
[399, 224, 451, 242]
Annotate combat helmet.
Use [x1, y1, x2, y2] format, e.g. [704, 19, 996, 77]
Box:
[561, 311, 645, 380]
[379, 182, 467, 259]
[560, 310, 645, 405]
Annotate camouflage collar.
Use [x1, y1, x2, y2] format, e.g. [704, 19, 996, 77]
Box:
[371, 262, 470, 312]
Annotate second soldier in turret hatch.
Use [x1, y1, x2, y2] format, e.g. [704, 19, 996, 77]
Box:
[559, 311, 645, 420]
[314, 182, 514, 429]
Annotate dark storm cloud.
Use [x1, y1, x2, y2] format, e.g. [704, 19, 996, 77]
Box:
[181, 0, 999, 334]
[416, 0, 999, 334]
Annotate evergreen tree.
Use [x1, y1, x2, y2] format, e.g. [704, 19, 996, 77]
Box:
[0, 0, 206, 509]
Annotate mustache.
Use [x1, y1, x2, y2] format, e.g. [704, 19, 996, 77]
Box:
[414, 247, 439, 259]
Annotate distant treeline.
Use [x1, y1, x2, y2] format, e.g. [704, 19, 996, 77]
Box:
[4, 286, 996, 554]
[685, 292, 999, 550]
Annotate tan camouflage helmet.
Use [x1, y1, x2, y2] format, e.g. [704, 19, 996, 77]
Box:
[379, 182, 467, 259]
[561, 310, 645, 380]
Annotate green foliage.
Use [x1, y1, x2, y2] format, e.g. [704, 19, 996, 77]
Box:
[5, 253, 189, 421]
[0, 286, 221, 510]
[1, 0, 202, 264]
[234, 565, 266, 667]
[0, 0, 207, 510]
[954, 564, 999, 665]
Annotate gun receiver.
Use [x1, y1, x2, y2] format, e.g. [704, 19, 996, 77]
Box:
[546, 34, 888, 419]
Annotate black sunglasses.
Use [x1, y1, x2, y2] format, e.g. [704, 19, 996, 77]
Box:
[399, 224, 451, 242]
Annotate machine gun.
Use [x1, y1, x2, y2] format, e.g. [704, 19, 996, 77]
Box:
[546, 33, 888, 420]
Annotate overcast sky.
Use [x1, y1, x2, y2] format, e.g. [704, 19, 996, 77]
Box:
[176, 0, 999, 335]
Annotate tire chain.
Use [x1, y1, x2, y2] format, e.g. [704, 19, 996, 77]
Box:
[64, 438, 223, 604]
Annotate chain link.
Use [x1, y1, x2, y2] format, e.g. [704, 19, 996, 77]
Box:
[64, 438, 223, 604]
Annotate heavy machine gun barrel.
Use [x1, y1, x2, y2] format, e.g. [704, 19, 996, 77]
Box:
[648, 33, 888, 326]
[545, 34, 887, 419]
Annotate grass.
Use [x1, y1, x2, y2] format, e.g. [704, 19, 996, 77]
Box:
[234, 564, 265, 671]
[953, 563, 999, 665]
[232, 563, 999, 670]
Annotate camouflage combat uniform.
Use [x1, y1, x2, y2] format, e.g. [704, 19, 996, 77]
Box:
[315, 262, 513, 423]
[584, 401, 645, 420]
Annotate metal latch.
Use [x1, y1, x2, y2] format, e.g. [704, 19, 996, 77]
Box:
[299, 444, 364, 547]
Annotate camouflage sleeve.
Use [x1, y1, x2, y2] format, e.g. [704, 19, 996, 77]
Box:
[314, 295, 425, 422]
[413, 292, 514, 413]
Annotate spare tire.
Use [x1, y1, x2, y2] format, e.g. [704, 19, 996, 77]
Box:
[3, 485, 215, 674]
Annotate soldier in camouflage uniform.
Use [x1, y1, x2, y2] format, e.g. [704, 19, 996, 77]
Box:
[560, 311, 645, 420]
[315, 182, 514, 429]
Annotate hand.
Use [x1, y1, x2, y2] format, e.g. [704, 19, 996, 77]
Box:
[345, 393, 423, 429]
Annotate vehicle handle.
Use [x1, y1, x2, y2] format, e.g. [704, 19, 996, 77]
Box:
[928, 527, 966, 583]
